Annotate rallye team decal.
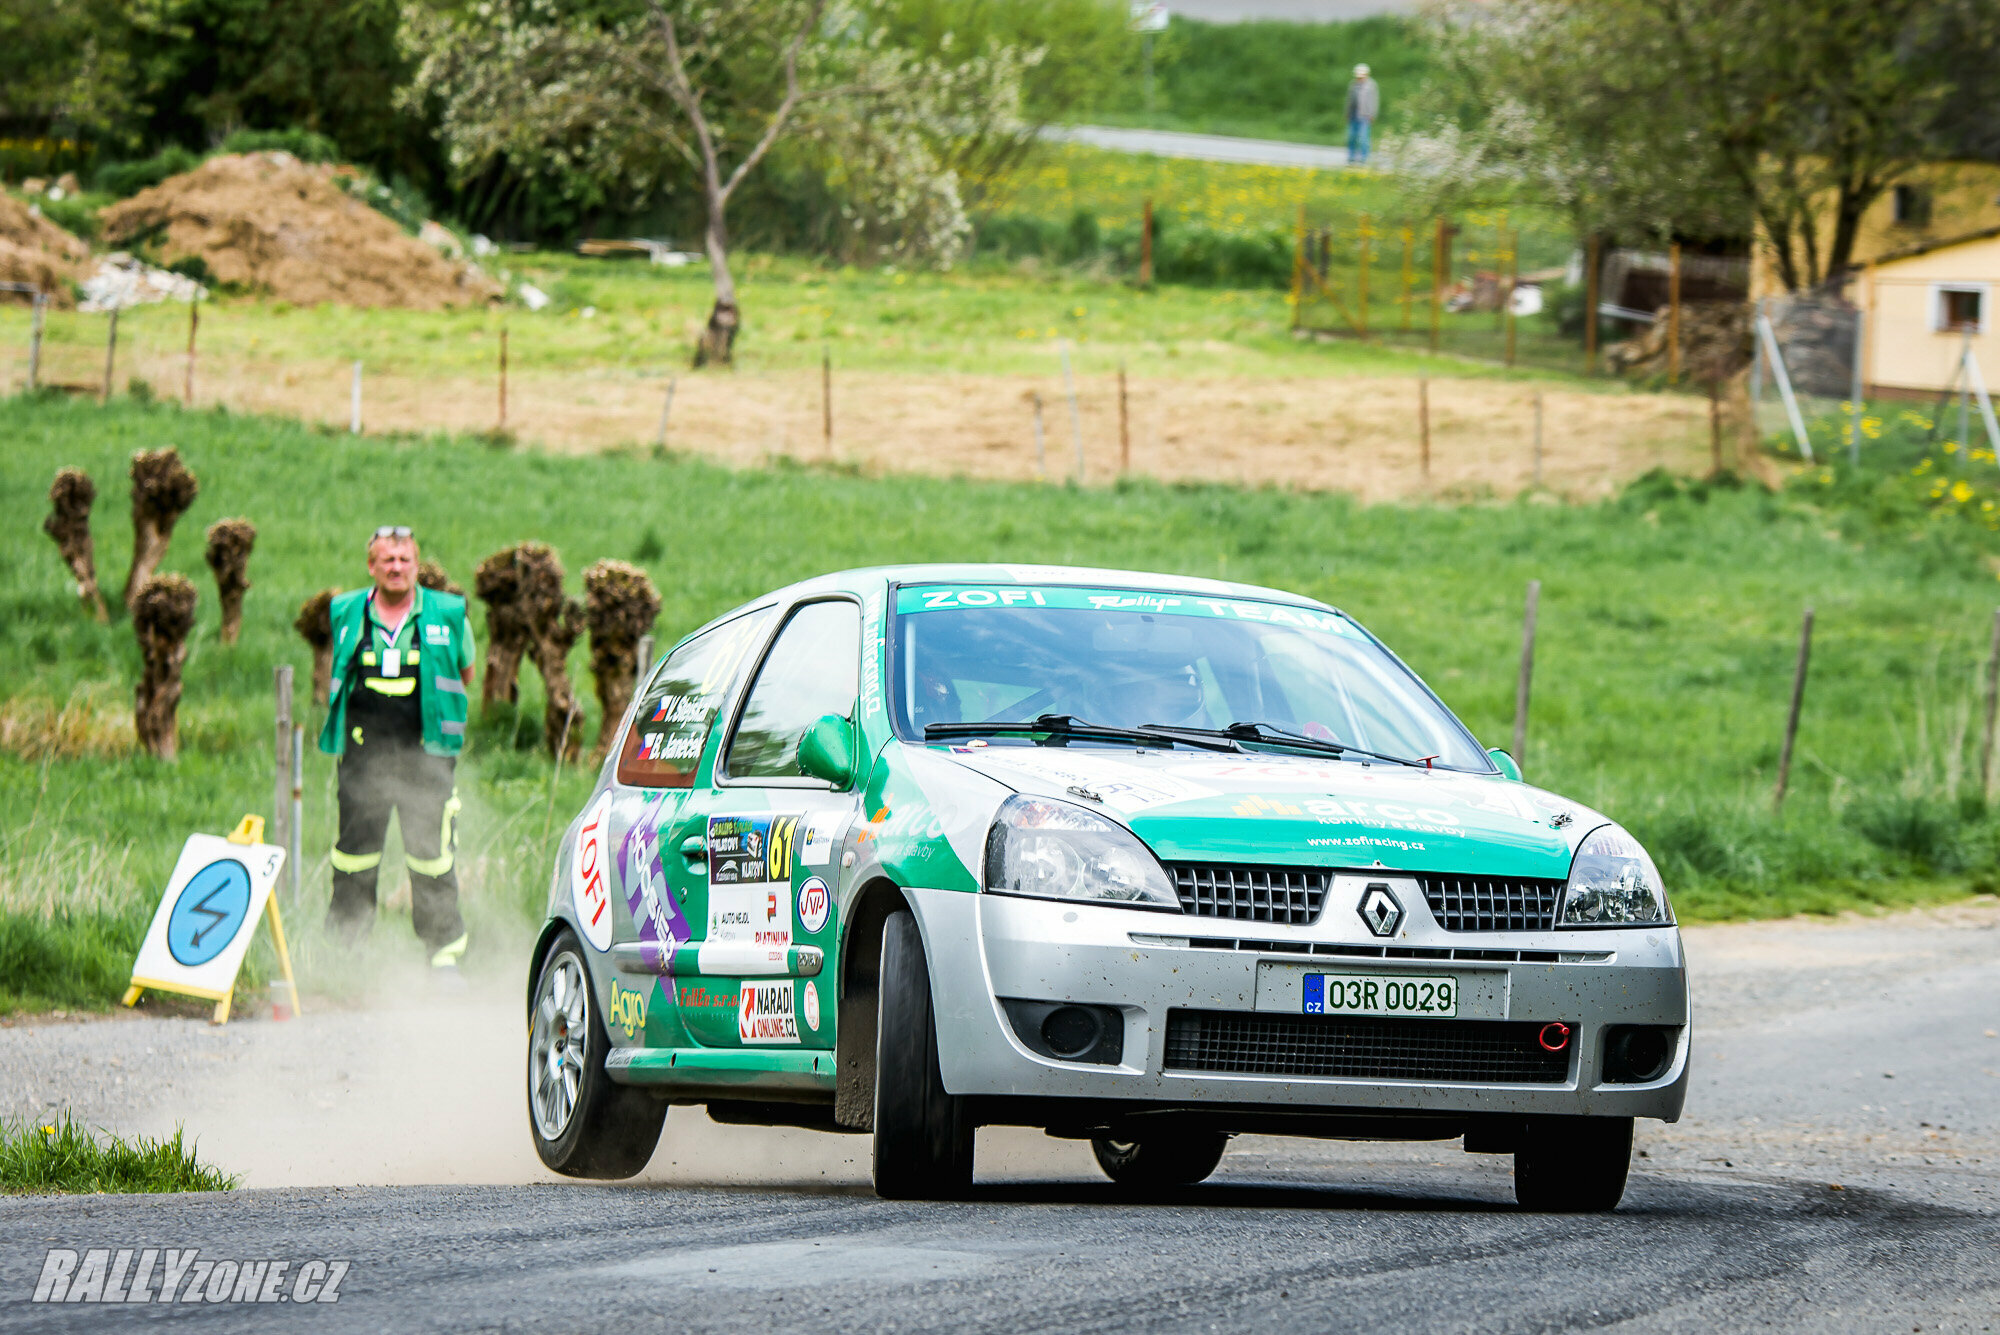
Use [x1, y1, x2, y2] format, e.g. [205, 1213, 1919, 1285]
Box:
[708, 814, 800, 949]
[739, 980, 799, 1044]
[570, 791, 615, 951]
[616, 791, 695, 973]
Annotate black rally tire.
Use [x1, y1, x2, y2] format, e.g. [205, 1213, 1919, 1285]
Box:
[1092, 1131, 1229, 1189]
[528, 929, 668, 1179]
[1514, 1115, 1633, 1212]
[872, 909, 974, 1199]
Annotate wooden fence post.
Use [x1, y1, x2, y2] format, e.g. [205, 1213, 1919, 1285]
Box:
[498, 324, 509, 431]
[822, 345, 833, 456]
[1399, 225, 1414, 332]
[1140, 198, 1154, 288]
[1584, 236, 1601, 373]
[1504, 229, 1518, 367]
[1513, 579, 1540, 764]
[1532, 391, 1544, 489]
[1357, 213, 1371, 338]
[1118, 364, 1130, 475]
[1061, 340, 1083, 484]
[1773, 607, 1814, 811]
[28, 292, 43, 391]
[273, 666, 294, 868]
[289, 723, 304, 907]
[655, 376, 677, 449]
[1430, 217, 1447, 354]
[1668, 241, 1683, 385]
[1982, 607, 2000, 801]
[1418, 377, 1431, 481]
[101, 307, 119, 402]
[350, 360, 362, 434]
[185, 300, 199, 406]
[1032, 391, 1047, 478]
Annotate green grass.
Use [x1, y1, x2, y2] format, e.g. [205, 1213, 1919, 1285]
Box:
[1100, 15, 1436, 146]
[0, 1114, 236, 1194]
[2, 394, 1996, 1012]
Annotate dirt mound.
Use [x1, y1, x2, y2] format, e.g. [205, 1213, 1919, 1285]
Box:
[0, 195, 89, 304]
[99, 153, 501, 310]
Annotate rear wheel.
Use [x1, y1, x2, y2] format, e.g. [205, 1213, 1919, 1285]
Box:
[872, 910, 973, 1199]
[1513, 1115, 1633, 1212]
[1092, 1131, 1228, 1189]
[528, 929, 667, 1179]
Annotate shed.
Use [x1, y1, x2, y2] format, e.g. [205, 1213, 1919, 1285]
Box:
[1860, 226, 2000, 397]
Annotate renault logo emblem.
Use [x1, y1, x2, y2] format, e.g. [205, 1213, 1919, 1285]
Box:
[1357, 883, 1404, 938]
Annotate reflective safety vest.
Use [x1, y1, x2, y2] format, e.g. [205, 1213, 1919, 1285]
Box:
[317, 586, 475, 758]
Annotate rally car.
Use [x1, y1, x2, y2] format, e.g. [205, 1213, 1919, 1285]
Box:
[527, 565, 1688, 1210]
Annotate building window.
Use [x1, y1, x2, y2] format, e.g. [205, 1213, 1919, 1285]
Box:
[1936, 286, 1987, 334]
[1893, 184, 1933, 226]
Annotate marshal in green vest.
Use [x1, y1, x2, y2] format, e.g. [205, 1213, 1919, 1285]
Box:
[317, 586, 476, 758]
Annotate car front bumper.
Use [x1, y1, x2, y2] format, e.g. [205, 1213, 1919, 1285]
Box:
[910, 885, 1691, 1124]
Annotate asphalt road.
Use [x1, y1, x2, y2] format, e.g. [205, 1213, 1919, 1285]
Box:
[1039, 125, 1352, 170]
[3, 902, 1998, 1332]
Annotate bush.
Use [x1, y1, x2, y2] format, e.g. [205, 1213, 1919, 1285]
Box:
[93, 147, 202, 199]
[218, 127, 341, 163]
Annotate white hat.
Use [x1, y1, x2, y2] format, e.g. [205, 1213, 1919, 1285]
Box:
[1355, 63, 1370, 76]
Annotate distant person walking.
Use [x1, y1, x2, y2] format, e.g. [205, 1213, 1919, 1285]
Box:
[1345, 63, 1379, 166]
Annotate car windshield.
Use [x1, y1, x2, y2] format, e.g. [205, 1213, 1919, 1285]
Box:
[890, 585, 1490, 771]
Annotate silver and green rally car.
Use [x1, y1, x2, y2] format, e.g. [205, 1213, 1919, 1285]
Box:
[527, 565, 1688, 1210]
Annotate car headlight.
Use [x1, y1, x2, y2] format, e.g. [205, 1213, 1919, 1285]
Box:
[982, 795, 1180, 911]
[1559, 824, 1672, 926]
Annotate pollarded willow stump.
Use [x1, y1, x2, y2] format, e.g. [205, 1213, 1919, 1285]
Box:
[584, 560, 662, 763]
[123, 447, 200, 611]
[43, 468, 108, 622]
[203, 518, 256, 646]
[133, 574, 199, 761]
[417, 560, 463, 597]
[294, 588, 337, 705]
[474, 546, 538, 710]
[534, 596, 587, 762]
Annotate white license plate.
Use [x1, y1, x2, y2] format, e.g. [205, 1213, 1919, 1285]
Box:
[1304, 973, 1458, 1018]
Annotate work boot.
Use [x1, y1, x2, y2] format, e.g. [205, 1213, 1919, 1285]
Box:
[429, 932, 469, 992]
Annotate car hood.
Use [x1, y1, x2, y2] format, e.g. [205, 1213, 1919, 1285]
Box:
[924, 744, 1600, 880]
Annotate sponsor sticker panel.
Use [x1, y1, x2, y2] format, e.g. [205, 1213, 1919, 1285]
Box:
[739, 980, 799, 1044]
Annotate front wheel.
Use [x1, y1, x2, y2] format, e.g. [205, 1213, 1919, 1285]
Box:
[872, 910, 974, 1199]
[528, 929, 667, 1179]
[1514, 1115, 1632, 1212]
[1092, 1131, 1228, 1189]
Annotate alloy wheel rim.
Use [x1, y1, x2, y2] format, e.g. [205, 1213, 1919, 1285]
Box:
[530, 951, 589, 1141]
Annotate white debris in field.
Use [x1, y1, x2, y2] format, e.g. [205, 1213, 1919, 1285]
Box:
[516, 282, 550, 311]
[470, 234, 499, 258]
[418, 220, 464, 258]
[79, 254, 207, 311]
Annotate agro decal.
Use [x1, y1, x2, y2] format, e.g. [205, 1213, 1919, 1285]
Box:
[616, 793, 694, 973]
[797, 876, 830, 935]
[801, 980, 821, 1031]
[739, 980, 799, 1044]
[607, 978, 649, 1039]
[707, 814, 799, 949]
[571, 792, 615, 951]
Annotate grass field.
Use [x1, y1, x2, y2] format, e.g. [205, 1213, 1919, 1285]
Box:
[3, 392, 1998, 1012]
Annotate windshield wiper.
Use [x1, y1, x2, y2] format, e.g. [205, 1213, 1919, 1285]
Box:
[923, 714, 1242, 753]
[1163, 720, 1436, 769]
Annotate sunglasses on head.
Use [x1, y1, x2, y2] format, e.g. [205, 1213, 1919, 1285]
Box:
[367, 525, 414, 551]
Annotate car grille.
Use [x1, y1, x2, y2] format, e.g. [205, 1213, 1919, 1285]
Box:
[1163, 1010, 1571, 1084]
[1166, 863, 1330, 925]
[1415, 874, 1566, 932]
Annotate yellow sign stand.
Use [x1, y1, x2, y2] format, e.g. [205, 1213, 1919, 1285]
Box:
[122, 814, 302, 1026]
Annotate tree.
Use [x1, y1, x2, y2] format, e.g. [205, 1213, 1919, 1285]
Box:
[407, 0, 1025, 365]
[1411, 0, 2000, 291]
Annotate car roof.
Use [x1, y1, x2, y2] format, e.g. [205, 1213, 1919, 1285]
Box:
[769, 563, 1336, 611]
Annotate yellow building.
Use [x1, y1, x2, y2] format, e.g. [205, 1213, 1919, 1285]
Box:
[1858, 226, 2000, 396]
[1751, 160, 2000, 301]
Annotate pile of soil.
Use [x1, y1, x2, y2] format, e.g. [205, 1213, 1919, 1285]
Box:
[99, 153, 501, 310]
[0, 195, 90, 304]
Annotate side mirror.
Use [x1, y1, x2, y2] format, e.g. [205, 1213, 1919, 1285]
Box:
[797, 713, 859, 788]
[1487, 747, 1523, 782]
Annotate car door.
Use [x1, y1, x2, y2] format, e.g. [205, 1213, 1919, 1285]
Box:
[664, 598, 864, 1053]
[599, 608, 774, 1050]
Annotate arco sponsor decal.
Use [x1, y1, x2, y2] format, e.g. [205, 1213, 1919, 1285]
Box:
[570, 792, 615, 951]
[739, 980, 799, 1044]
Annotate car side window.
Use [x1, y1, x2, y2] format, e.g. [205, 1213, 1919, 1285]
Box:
[723, 600, 862, 781]
[617, 608, 775, 788]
